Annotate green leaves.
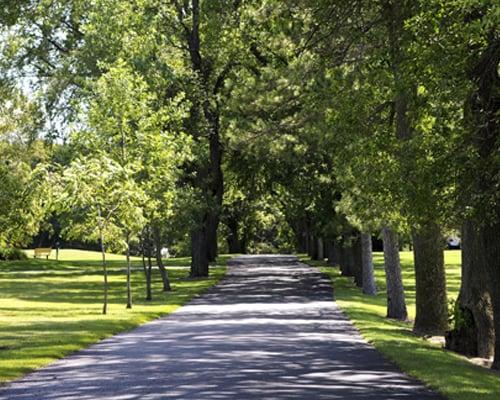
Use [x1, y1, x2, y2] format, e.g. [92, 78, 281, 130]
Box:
[0, 88, 50, 247]
[57, 154, 145, 251]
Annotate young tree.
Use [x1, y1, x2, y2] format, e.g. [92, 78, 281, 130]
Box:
[77, 60, 188, 300]
[58, 155, 144, 314]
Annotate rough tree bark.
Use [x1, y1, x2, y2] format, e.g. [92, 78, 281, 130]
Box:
[361, 232, 377, 295]
[206, 215, 218, 262]
[445, 220, 494, 357]
[190, 222, 209, 278]
[382, 226, 408, 320]
[412, 222, 448, 335]
[206, 112, 224, 262]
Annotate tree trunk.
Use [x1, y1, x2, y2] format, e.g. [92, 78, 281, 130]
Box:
[310, 235, 319, 260]
[240, 229, 248, 254]
[445, 219, 494, 357]
[227, 236, 241, 254]
[100, 232, 108, 315]
[317, 237, 324, 260]
[352, 236, 363, 288]
[191, 223, 209, 277]
[385, 0, 447, 336]
[462, 34, 500, 369]
[382, 226, 408, 320]
[412, 222, 448, 335]
[153, 225, 171, 291]
[484, 218, 500, 369]
[305, 229, 311, 255]
[337, 245, 345, 273]
[339, 241, 352, 277]
[145, 252, 153, 301]
[327, 240, 338, 266]
[324, 240, 330, 263]
[206, 213, 218, 262]
[141, 230, 153, 301]
[226, 218, 242, 254]
[361, 232, 377, 295]
[125, 232, 132, 309]
[146, 243, 153, 301]
[298, 225, 308, 253]
[308, 233, 314, 257]
[141, 249, 148, 298]
[183, 0, 224, 268]
[205, 94, 224, 263]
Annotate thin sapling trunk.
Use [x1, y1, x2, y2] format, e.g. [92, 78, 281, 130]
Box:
[146, 251, 153, 301]
[126, 232, 132, 309]
[153, 225, 171, 291]
[100, 229, 108, 315]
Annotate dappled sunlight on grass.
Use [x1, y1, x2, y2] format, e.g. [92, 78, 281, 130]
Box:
[0, 250, 226, 383]
[305, 250, 500, 400]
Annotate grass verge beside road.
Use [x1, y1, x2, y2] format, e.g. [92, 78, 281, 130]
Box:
[303, 251, 500, 400]
[0, 249, 226, 383]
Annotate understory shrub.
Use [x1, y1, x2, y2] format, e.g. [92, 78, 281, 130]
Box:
[0, 247, 28, 261]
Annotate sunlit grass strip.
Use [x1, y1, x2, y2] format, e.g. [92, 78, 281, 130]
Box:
[304, 251, 500, 400]
[0, 250, 227, 383]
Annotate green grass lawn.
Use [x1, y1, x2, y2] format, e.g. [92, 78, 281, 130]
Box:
[304, 250, 499, 400]
[0, 249, 227, 383]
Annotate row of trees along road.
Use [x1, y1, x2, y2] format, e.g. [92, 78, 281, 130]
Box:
[0, 1, 499, 368]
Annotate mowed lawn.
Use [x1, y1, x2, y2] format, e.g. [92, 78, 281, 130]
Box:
[0, 249, 227, 383]
[305, 250, 500, 400]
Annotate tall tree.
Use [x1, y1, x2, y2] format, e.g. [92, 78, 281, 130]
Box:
[409, 0, 498, 362]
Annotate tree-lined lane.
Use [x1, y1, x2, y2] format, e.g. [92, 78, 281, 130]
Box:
[0, 255, 443, 399]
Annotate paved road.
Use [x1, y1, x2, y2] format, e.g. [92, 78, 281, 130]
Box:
[0, 255, 444, 400]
